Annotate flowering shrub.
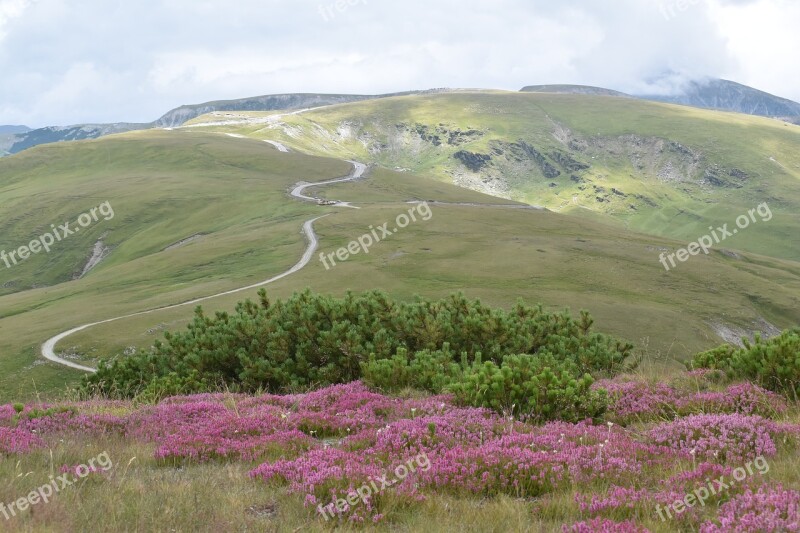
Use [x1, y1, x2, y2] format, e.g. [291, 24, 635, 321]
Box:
[597, 378, 789, 424]
[699, 485, 800, 532]
[648, 414, 780, 462]
[0, 426, 45, 454]
[594, 379, 679, 423]
[3, 371, 799, 530]
[573, 463, 749, 524]
[678, 382, 789, 417]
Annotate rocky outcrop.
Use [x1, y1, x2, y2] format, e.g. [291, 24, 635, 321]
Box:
[453, 150, 491, 172]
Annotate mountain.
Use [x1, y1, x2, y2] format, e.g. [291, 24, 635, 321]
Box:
[0, 125, 30, 134]
[154, 91, 437, 128]
[2, 122, 799, 400]
[0, 126, 32, 156]
[519, 79, 800, 122]
[4, 123, 148, 155]
[636, 78, 800, 119]
[200, 90, 800, 264]
[3, 79, 799, 157]
[520, 84, 631, 97]
[0, 91, 444, 157]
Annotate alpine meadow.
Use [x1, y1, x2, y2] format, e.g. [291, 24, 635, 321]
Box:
[1, 1, 800, 532]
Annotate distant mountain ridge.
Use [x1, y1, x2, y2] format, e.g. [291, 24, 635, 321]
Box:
[520, 80, 800, 120]
[0, 91, 441, 157]
[520, 85, 630, 98]
[637, 78, 800, 118]
[0, 125, 30, 134]
[3, 80, 799, 157]
[4, 123, 148, 155]
[154, 91, 436, 127]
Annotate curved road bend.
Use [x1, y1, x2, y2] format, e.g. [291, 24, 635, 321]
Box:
[41, 157, 366, 372]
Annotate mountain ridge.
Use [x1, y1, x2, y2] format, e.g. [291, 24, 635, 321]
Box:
[3, 80, 799, 157]
[1, 90, 450, 156]
[637, 78, 800, 118]
[0, 125, 31, 134]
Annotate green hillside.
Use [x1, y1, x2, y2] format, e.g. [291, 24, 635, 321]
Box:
[186, 91, 800, 262]
[1, 122, 799, 401]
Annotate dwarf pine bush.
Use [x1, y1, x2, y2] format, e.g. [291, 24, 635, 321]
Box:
[447, 354, 608, 422]
[689, 329, 800, 400]
[81, 289, 635, 405]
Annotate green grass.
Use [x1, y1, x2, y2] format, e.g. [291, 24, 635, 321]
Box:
[2, 95, 800, 402]
[0, 131, 352, 399]
[189, 91, 800, 262]
[0, 92, 798, 533]
[11, 152, 800, 400]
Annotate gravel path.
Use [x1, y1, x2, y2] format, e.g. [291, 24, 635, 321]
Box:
[41, 154, 365, 372]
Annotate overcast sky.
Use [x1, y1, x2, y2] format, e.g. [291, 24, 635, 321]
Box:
[0, 0, 798, 127]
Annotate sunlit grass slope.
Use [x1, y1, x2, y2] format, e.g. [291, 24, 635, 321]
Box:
[1, 125, 799, 402]
[186, 91, 800, 262]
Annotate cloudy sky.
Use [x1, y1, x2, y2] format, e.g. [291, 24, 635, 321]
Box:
[0, 0, 798, 127]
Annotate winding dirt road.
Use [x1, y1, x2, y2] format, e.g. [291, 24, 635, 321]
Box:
[41, 151, 366, 373]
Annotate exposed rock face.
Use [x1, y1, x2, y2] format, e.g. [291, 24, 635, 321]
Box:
[395, 123, 484, 148]
[550, 150, 590, 172]
[703, 165, 749, 188]
[76, 240, 111, 279]
[453, 139, 587, 181]
[453, 150, 491, 172]
[495, 140, 562, 179]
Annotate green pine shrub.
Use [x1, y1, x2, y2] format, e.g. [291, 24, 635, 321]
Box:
[81, 289, 635, 399]
[360, 344, 463, 393]
[688, 329, 800, 399]
[447, 354, 607, 422]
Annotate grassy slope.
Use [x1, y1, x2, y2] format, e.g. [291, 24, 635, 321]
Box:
[0, 131, 352, 399]
[186, 91, 800, 262]
[0, 95, 798, 533]
[1, 104, 799, 402]
[49, 167, 800, 395]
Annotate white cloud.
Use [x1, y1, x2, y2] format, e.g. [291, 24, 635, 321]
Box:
[0, 0, 36, 40]
[708, 0, 800, 99]
[0, 0, 797, 127]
